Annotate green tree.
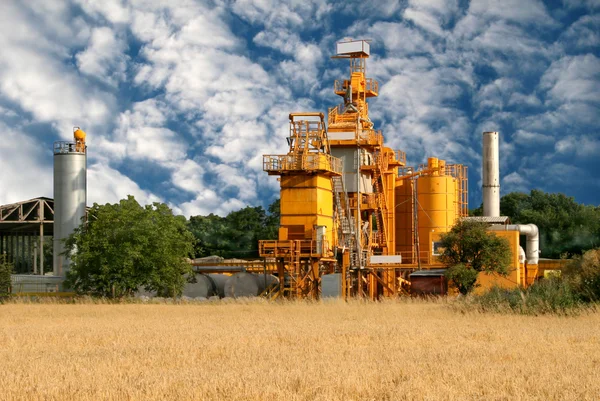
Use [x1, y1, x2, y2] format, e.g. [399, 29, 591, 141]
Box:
[64, 196, 195, 298]
[439, 220, 512, 295]
[470, 190, 600, 258]
[0, 254, 13, 298]
[503, 190, 600, 258]
[187, 199, 280, 259]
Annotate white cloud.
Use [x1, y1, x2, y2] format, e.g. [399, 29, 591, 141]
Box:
[87, 162, 162, 206]
[0, 2, 115, 136]
[467, 0, 555, 25]
[560, 14, 600, 51]
[76, 26, 129, 86]
[555, 135, 600, 158]
[363, 22, 436, 56]
[177, 190, 246, 217]
[512, 130, 554, 146]
[109, 99, 187, 163]
[171, 160, 204, 194]
[540, 54, 600, 104]
[403, 0, 460, 36]
[74, 0, 130, 24]
[503, 171, 530, 193]
[0, 123, 52, 205]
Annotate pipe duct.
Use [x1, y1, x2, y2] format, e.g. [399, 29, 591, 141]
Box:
[489, 224, 540, 265]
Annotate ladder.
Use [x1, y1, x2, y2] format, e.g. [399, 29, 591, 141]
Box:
[332, 175, 355, 240]
[332, 174, 362, 269]
[371, 152, 388, 249]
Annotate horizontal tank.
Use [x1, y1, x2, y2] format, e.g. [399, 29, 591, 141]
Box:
[208, 273, 228, 298]
[182, 274, 216, 298]
[321, 273, 343, 297]
[224, 272, 279, 298]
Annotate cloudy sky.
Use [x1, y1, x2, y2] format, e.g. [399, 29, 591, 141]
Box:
[0, 0, 598, 216]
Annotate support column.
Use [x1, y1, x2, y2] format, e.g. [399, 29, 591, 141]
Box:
[39, 223, 44, 275]
[277, 258, 285, 298]
[311, 260, 320, 299]
[33, 240, 37, 275]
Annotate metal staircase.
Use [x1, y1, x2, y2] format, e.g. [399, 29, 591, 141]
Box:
[371, 152, 389, 250]
[332, 174, 363, 269]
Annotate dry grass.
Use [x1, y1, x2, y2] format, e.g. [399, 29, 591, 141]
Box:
[1, 298, 599, 401]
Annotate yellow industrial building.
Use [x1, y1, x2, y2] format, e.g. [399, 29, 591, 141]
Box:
[258, 39, 542, 299]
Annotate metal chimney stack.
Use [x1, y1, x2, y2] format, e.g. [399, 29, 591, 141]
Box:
[482, 131, 500, 217]
[53, 128, 87, 276]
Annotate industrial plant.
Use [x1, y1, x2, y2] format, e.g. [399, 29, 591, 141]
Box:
[0, 40, 563, 298]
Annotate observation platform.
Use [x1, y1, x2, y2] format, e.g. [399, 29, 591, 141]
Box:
[263, 153, 342, 176]
[334, 78, 379, 97]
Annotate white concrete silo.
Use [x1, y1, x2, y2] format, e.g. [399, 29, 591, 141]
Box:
[53, 128, 87, 276]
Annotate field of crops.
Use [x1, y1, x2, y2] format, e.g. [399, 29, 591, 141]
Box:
[1, 299, 599, 400]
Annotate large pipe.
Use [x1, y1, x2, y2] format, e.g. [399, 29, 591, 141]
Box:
[482, 131, 500, 217]
[488, 224, 540, 265]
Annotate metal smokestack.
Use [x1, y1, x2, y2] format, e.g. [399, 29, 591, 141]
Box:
[53, 128, 87, 276]
[482, 131, 500, 217]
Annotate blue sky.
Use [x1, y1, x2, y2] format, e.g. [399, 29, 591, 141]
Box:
[0, 0, 598, 216]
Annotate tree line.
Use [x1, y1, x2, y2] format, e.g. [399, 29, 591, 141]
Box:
[471, 190, 600, 258]
[187, 199, 280, 259]
[2, 189, 598, 299]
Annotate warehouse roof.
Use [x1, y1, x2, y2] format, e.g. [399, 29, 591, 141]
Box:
[0, 197, 55, 235]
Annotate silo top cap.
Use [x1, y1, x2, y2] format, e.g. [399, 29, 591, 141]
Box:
[74, 129, 86, 140]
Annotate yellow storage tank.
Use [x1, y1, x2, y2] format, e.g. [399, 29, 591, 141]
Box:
[394, 178, 414, 263]
[416, 173, 456, 262]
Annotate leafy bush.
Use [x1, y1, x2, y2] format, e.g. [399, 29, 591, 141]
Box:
[445, 264, 479, 295]
[0, 254, 13, 299]
[562, 248, 600, 303]
[458, 278, 584, 315]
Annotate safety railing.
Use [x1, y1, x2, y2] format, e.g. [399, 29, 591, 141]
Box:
[357, 129, 383, 145]
[263, 154, 342, 174]
[53, 141, 86, 155]
[364, 78, 378, 95]
[259, 239, 329, 258]
[394, 150, 406, 165]
[334, 78, 379, 96]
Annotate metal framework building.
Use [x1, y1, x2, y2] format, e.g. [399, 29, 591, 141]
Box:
[0, 197, 54, 274]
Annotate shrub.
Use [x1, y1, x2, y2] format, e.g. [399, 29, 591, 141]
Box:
[445, 264, 479, 295]
[562, 248, 600, 303]
[459, 278, 584, 315]
[0, 254, 13, 299]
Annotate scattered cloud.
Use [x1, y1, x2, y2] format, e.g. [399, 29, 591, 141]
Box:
[0, 0, 598, 215]
[76, 27, 129, 86]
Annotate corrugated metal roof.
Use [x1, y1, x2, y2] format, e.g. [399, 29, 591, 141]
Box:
[462, 216, 510, 224]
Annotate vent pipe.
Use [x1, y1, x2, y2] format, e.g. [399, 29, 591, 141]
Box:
[482, 131, 500, 217]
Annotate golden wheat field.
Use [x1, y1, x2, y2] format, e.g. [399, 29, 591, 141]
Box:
[0, 299, 599, 401]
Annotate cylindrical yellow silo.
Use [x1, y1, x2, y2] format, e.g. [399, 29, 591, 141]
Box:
[416, 172, 456, 262]
[394, 178, 414, 263]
